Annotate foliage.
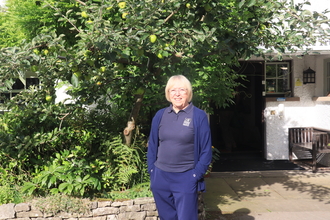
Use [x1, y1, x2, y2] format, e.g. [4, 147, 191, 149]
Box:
[0, 0, 330, 200]
[0, 167, 26, 205]
[31, 194, 90, 215]
[102, 182, 153, 201]
[20, 132, 148, 197]
[1, 0, 329, 109]
[0, 0, 81, 47]
[1, 87, 148, 198]
[205, 146, 220, 176]
[100, 134, 149, 191]
[212, 146, 221, 163]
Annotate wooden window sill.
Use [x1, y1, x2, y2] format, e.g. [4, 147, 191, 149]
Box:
[265, 97, 300, 102]
[312, 96, 330, 101]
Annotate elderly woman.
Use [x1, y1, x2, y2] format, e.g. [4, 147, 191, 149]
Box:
[147, 75, 212, 220]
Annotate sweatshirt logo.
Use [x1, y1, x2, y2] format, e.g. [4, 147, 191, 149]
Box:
[183, 118, 191, 127]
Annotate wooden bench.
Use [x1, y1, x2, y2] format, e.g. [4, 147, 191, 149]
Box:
[289, 127, 330, 172]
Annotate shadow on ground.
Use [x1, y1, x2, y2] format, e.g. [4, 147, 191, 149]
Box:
[212, 152, 305, 172]
[206, 209, 255, 220]
[203, 160, 330, 219]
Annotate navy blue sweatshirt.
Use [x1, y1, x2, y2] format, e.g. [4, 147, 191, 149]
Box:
[147, 104, 212, 192]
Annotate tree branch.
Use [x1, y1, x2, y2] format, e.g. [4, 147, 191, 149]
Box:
[45, 1, 81, 33]
[74, 0, 86, 6]
[164, 11, 176, 23]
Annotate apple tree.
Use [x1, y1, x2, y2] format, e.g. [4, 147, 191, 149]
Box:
[0, 0, 329, 196]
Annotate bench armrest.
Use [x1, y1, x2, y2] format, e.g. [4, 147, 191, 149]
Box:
[312, 133, 330, 151]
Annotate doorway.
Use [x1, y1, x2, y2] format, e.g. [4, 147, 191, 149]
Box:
[210, 61, 264, 158]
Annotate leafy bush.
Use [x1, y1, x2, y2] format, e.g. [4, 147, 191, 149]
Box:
[100, 135, 149, 191]
[31, 194, 90, 215]
[21, 133, 148, 198]
[0, 89, 149, 199]
[103, 182, 153, 201]
[0, 168, 26, 205]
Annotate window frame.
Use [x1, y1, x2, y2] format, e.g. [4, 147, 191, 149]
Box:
[0, 75, 40, 103]
[264, 61, 291, 97]
[324, 58, 330, 96]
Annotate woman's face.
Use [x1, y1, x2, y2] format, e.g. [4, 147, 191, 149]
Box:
[169, 81, 189, 111]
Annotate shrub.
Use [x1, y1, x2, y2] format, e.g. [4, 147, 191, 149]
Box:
[0, 168, 26, 205]
[31, 194, 90, 215]
[103, 182, 153, 201]
[21, 133, 149, 198]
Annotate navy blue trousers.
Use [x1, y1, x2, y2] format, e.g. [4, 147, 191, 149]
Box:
[150, 166, 198, 220]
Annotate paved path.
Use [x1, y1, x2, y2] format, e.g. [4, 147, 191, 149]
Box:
[204, 170, 330, 220]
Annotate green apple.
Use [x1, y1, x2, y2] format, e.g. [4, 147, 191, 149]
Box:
[45, 95, 52, 102]
[43, 49, 49, 56]
[157, 52, 163, 59]
[149, 34, 157, 43]
[81, 11, 88, 18]
[122, 12, 128, 19]
[118, 2, 126, 9]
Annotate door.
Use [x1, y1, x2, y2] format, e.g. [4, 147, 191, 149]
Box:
[210, 61, 264, 156]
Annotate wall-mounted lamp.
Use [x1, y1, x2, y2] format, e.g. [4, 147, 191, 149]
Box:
[303, 67, 315, 84]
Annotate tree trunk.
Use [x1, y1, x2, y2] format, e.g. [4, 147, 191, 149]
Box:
[123, 92, 144, 146]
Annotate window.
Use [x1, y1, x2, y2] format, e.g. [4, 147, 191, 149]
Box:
[0, 77, 40, 103]
[325, 59, 330, 96]
[265, 62, 291, 96]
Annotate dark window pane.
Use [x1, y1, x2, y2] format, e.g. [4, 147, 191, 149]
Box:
[266, 79, 276, 93]
[265, 62, 291, 95]
[278, 65, 288, 78]
[278, 79, 286, 92]
[12, 79, 24, 90]
[266, 64, 276, 77]
[11, 93, 19, 98]
[26, 78, 39, 89]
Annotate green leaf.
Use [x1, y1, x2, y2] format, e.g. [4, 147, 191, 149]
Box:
[238, 0, 245, 8]
[80, 187, 85, 196]
[76, 176, 82, 182]
[71, 73, 79, 87]
[247, 0, 256, 7]
[59, 182, 69, 192]
[50, 188, 59, 195]
[21, 182, 36, 195]
[49, 175, 57, 188]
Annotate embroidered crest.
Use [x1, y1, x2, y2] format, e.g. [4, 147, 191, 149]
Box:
[183, 118, 191, 127]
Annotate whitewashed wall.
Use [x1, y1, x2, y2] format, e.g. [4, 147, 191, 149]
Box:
[264, 0, 330, 160]
[264, 55, 330, 160]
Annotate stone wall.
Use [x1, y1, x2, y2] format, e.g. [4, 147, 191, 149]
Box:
[0, 194, 205, 220]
